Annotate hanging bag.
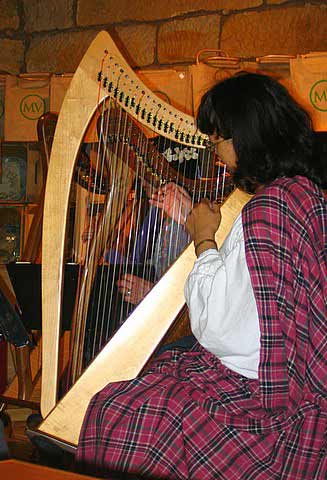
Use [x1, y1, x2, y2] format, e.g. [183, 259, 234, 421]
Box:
[290, 53, 327, 131]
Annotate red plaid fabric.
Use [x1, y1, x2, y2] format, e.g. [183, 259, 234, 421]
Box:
[76, 176, 327, 479]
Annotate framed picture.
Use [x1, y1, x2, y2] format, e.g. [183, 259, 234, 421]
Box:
[0, 143, 27, 202]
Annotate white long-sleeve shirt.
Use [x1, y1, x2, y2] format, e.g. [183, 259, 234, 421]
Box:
[184, 213, 260, 379]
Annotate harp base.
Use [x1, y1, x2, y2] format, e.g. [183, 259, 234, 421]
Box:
[26, 426, 77, 455]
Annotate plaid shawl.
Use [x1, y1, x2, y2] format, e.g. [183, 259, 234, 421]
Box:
[76, 176, 327, 479]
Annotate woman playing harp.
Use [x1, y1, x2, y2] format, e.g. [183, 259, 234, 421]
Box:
[76, 72, 327, 479]
[40, 31, 240, 450]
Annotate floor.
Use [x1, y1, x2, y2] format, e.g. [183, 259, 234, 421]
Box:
[1, 406, 36, 462]
[1, 406, 140, 479]
[0, 338, 76, 470]
[1, 405, 75, 471]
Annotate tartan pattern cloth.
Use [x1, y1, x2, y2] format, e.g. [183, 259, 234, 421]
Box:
[76, 176, 327, 479]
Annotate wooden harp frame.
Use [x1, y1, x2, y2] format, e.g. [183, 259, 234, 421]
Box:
[39, 30, 251, 448]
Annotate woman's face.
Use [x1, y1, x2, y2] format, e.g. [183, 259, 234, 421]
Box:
[210, 134, 237, 173]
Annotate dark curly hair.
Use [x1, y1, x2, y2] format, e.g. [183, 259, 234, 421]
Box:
[197, 71, 325, 193]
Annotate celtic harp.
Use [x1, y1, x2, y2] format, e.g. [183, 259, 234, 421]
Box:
[38, 30, 251, 449]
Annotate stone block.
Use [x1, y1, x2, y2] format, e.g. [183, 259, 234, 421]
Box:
[221, 5, 327, 58]
[26, 31, 98, 73]
[114, 24, 157, 67]
[0, 0, 19, 30]
[77, 0, 262, 26]
[158, 15, 221, 63]
[24, 0, 74, 33]
[0, 39, 24, 74]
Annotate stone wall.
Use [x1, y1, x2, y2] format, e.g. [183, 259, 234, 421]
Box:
[0, 0, 326, 74]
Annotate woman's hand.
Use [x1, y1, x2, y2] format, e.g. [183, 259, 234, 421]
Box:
[186, 198, 221, 245]
[117, 273, 153, 305]
[149, 182, 192, 225]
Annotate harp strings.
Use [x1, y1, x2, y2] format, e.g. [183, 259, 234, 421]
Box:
[66, 86, 228, 387]
[91, 102, 127, 350]
[68, 100, 107, 381]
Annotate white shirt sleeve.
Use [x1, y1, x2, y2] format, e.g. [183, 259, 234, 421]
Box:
[184, 213, 260, 379]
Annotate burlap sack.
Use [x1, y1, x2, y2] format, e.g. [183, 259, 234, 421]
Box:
[5, 74, 50, 141]
[137, 68, 193, 115]
[188, 49, 241, 116]
[290, 53, 327, 131]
